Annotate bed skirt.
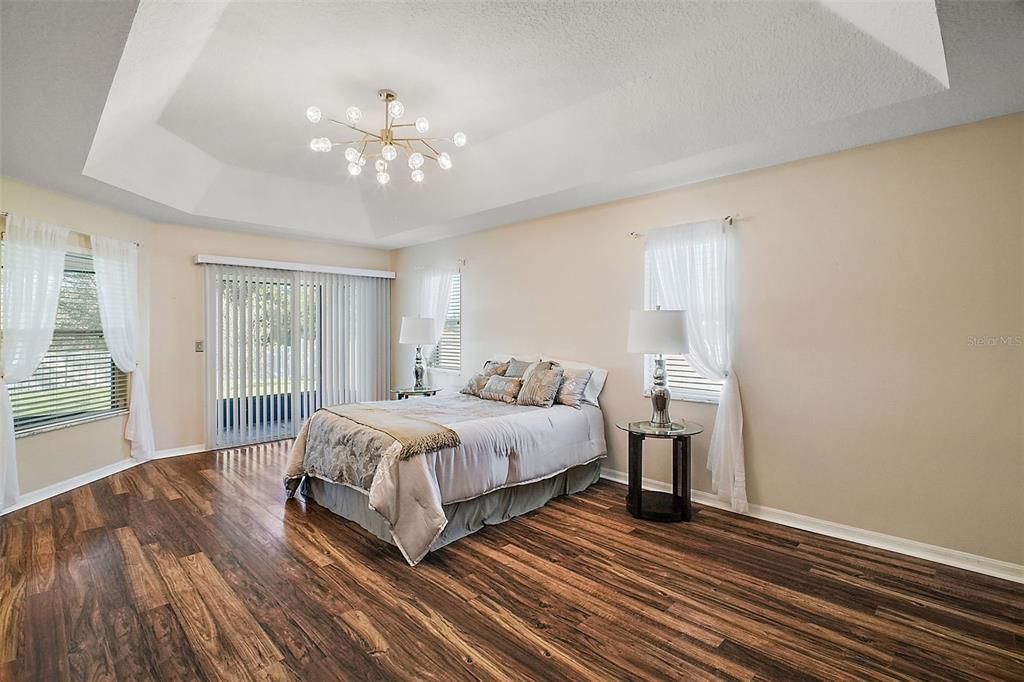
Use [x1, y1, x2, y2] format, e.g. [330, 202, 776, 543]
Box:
[302, 457, 604, 554]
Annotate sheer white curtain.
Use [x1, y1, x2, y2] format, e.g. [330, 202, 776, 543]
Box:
[1, 216, 69, 508]
[648, 219, 747, 512]
[91, 235, 155, 460]
[418, 268, 455, 346]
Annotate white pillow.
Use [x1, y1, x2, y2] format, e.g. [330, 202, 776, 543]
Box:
[541, 355, 608, 407]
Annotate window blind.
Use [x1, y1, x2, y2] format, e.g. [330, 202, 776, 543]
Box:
[643, 252, 723, 402]
[430, 273, 461, 371]
[9, 252, 129, 435]
[203, 264, 391, 447]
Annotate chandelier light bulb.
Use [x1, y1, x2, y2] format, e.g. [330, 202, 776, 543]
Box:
[408, 152, 424, 169]
[310, 137, 332, 152]
[306, 106, 322, 123]
[376, 171, 390, 185]
[345, 106, 363, 125]
[344, 147, 360, 163]
[381, 144, 398, 161]
[415, 117, 429, 133]
[388, 100, 405, 118]
[411, 169, 425, 183]
[348, 162, 362, 176]
[437, 152, 452, 170]
[453, 131, 467, 147]
[375, 159, 387, 172]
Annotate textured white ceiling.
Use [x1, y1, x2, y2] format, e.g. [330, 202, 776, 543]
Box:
[2, 1, 1022, 247]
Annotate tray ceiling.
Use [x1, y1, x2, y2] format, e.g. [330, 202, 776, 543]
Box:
[2, 1, 1022, 247]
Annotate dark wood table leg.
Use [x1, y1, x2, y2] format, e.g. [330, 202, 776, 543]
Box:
[673, 435, 692, 521]
[627, 432, 644, 517]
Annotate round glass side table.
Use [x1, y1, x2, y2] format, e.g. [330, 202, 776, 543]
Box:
[615, 420, 704, 522]
[391, 386, 441, 400]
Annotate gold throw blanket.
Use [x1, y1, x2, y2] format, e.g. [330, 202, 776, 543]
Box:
[320, 404, 461, 460]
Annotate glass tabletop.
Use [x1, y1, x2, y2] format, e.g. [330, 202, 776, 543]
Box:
[391, 387, 440, 394]
[615, 420, 704, 437]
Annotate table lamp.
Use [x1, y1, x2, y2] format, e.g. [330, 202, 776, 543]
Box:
[399, 316, 438, 390]
[627, 309, 689, 427]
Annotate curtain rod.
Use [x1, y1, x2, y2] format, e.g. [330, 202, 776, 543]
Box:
[629, 214, 735, 239]
[0, 210, 140, 247]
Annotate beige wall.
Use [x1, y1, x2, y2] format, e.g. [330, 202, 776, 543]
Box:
[1, 176, 390, 494]
[392, 114, 1024, 564]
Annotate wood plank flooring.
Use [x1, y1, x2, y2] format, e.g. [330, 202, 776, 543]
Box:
[1, 440, 1021, 680]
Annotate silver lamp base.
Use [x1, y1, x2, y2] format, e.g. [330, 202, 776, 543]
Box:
[413, 345, 425, 390]
[649, 354, 673, 427]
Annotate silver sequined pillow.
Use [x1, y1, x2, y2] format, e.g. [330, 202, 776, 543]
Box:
[555, 368, 594, 409]
[479, 375, 523, 404]
[482, 360, 509, 377]
[517, 368, 564, 408]
[459, 373, 489, 397]
[520, 360, 556, 383]
[504, 357, 534, 378]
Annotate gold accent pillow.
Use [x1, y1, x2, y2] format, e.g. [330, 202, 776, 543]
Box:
[555, 368, 594, 409]
[459, 373, 489, 397]
[479, 375, 523, 404]
[517, 368, 564, 408]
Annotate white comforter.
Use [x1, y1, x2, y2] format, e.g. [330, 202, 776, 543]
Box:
[288, 393, 607, 565]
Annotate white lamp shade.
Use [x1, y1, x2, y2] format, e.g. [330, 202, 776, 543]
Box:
[400, 316, 438, 345]
[627, 310, 688, 354]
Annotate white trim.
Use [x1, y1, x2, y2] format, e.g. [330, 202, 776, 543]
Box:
[1, 457, 137, 516]
[194, 254, 395, 279]
[151, 443, 208, 459]
[600, 468, 1023, 584]
[0, 443, 210, 516]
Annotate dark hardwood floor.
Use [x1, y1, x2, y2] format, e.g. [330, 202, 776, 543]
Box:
[1, 441, 1021, 681]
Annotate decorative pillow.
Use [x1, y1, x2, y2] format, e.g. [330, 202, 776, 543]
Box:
[517, 368, 564, 408]
[482, 360, 509, 377]
[504, 357, 534, 378]
[542, 356, 607, 407]
[555, 367, 594, 408]
[520, 360, 556, 384]
[479, 375, 523, 404]
[459, 373, 489, 397]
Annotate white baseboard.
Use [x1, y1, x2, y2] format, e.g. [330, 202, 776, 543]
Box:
[600, 468, 1023, 584]
[1, 443, 210, 516]
[151, 443, 208, 459]
[2, 457, 138, 516]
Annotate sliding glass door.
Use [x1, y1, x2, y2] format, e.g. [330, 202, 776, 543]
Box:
[203, 264, 390, 447]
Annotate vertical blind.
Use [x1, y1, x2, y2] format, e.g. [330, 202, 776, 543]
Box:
[430, 272, 461, 371]
[643, 251, 724, 402]
[203, 264, 390, 447]
[9, 251, 128, 435]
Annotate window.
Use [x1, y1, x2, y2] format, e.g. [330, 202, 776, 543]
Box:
[429, 273, 461, 371]
[643, 252, 723, 403]
[8, 251, 128, 435]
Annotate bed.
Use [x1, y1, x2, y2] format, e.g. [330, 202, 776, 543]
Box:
[284, 391, 607, 565]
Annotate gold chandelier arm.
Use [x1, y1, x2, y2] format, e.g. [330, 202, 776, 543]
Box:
[326, 117, 381, 140]
[418, 139, 441, 156]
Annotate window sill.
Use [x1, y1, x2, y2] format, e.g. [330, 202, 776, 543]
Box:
[15, 409, 129, 439]
[427, 367, 461, 376]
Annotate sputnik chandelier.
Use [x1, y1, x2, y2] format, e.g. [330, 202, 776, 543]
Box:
[305, 88, 466, 186]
